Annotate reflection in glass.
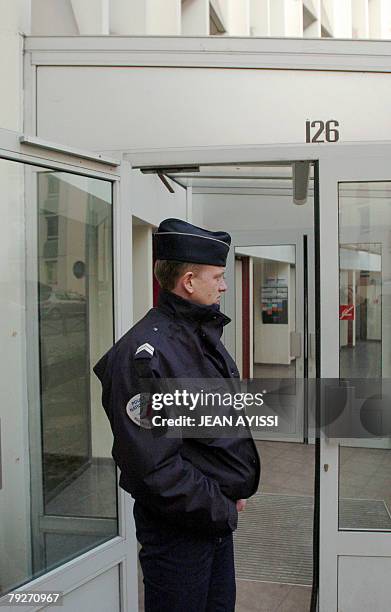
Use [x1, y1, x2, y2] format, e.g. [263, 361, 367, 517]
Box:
[37, 172, 117, 520]
[0, 160, 117, 597]
[340, 243, 381, 379]
[338, 182, 391, 531]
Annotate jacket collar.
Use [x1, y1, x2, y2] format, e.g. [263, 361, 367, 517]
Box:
[157, 289, 231, 327]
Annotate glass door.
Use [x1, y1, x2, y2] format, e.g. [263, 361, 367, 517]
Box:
[0, 133, 134, 611]
[319, 144, 391, 612]
[29, 167, 117, 572]
[225, 227, 315, 443]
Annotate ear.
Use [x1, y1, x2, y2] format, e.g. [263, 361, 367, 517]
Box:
[181, 270, 195, 295]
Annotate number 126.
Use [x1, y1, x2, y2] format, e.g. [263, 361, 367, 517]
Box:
[306, 120, 340, 143]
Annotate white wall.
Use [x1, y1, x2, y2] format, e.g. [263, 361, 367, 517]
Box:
[352, 0, 369, 38]
[238, 245, 296, 264]
[304, 0, 321, 36]
[130, 169, 187, 228]
[369, 0, 382, 38]
[285, 0, 303, 36]
[110, 0, 146, 35]
[250, 0, 270, 35]
[129, 170, 187, 329]
[70, 0, 110, 35]
[132, 222, 153, 324]
[0, 0, 30, 130]
[379, 0, 391, 39]
[322, 0, 353, 37]
[227, 0, 250, 35]
[253, 259, 293, 364]
[181, 0, 209, 35]
[146, 0, 181, 34]
[27, 0, 391, 38]
[270, 0, 303, 37]
[35, 66, 391, 152]
[31, 0, 78, 34]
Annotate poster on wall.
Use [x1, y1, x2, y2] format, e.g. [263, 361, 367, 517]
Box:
[261, 276, 288, 324]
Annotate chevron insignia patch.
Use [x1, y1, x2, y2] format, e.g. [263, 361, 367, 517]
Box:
[135, 343, 155, 357]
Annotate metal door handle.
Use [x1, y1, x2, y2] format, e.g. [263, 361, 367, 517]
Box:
[290, 332, 301, 358]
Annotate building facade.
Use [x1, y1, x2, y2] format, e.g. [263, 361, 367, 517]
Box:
[1, 1, 391, 612]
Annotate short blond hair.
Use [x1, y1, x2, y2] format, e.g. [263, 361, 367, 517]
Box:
[154, 260, 200, 291]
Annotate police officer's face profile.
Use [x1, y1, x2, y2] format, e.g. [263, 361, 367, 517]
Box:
[178, 265, 227, 306]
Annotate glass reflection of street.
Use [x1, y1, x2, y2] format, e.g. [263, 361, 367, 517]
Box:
[35, 171, 117, 575]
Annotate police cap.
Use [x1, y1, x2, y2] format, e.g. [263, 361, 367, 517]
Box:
[153, 218, 231, 266]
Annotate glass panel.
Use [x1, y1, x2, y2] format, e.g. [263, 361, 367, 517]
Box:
[0, 160, 117, 596]
[235, 245, 299, 438]
[338, 181, 391, 531]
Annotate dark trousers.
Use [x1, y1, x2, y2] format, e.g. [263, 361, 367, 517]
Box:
[137, 524, 236, 612]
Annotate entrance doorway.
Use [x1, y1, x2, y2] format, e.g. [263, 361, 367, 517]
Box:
[130, 140, 391, 612]
[154, 160, 318, 611]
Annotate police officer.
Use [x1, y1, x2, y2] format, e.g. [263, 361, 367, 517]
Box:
[94, 218, 260, 612]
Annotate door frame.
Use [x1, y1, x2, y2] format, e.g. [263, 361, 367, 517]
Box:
[316, 146, 391, 612]
[127, 140, 391, 612]
[0, 129, 137, 612]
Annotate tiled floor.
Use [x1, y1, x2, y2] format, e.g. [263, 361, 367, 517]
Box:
[233, 439, 391, 611]
[255, 440, 315, 497]
[340, 340, 381, 378]
[236, 580, 312, 612]
[339, 444, 391, 521]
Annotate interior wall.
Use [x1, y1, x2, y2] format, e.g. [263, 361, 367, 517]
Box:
[253, 259, 292, 365]
[197, 191, 309, 368]
[132, 222, 153, 324]
[128, 169, 187, 326]
[130, 170, 187, 227]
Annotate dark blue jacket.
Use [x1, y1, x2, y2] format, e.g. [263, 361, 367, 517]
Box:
[94, 289, 260, 536]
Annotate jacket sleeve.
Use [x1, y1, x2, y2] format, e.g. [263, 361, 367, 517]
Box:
[94, 347, 238, 536]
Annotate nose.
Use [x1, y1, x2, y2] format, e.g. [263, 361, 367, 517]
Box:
[220, 278, 228, 292]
